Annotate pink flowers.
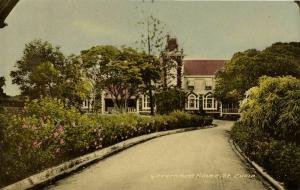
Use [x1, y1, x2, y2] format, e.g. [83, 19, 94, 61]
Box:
[57, 125, 65, 133]
[53, 125, 65, 138]
[60, 139, 65, 145]
[21, 124, 29, 129]
[53, 132, 59, 138]
[32, 140, 42, 148]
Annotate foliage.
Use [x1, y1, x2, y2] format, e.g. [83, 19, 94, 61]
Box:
[81, 46, 160, 112]
[60, 55, 93, 109]
[215, 42, 300, 103]
[104, 55, 142, 112]
[136, 14, 166, 114]
[10, 39, 92, 107]
[136, 15, 166, 56]
[138, 53, 161, 115]
[240, 76, 300, 144]
[232, 123, 300, 188]
[0, 97, 212, 187]
[10, 39, 65, 98]
[0, 76, 6, 97]
[232, 76, 300, 188]
[155, 88, 186, 114]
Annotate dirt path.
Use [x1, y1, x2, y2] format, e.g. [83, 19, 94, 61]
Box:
[45, 120, 268, 190]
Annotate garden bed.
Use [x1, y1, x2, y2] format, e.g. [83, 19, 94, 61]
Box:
[0, 97, 212, 188]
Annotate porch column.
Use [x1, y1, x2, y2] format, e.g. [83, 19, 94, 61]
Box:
[101, 91, 105, 114]
[220, 102, 223, 117]
[136, 98, 140, 114]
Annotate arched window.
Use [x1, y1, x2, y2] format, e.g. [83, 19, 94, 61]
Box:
[203, 93, 218, 110]
[186, 94, 198, 110]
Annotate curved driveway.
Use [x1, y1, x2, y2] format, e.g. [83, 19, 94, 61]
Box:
[45, 120, 268, 190]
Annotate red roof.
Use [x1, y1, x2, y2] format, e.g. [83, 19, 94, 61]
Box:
[184, 60, 226, 75]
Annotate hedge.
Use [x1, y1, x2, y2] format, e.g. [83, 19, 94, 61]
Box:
[0, 97, 212, 188]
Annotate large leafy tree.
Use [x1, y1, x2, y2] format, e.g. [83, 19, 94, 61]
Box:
[60, 55, 93, 109]
[10, 39, 65, 98]
[81, 46, 158, 112]
[10, 39, 92, 108]
[138, 53, 161, 91]
[215, 42, 300, 103]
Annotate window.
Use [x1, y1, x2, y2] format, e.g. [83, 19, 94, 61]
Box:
[205, 86, 212, 90]
[143, 95, 150, 109]
[188, 86, 194, 90]
[186, 94, 198, 110]
[203, 93, 216, 110]
[187, 80, 194, 90]
[205, 80, 213, 90]
[206, 99, 212, 108]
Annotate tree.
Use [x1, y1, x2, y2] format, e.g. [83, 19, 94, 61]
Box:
[105, 59, 142, 112]
[81, 46, 151, 112]
[10, 39, 65, 98]
[155, 88, 186, 114]
[0, 76, 6, 97]
[11, 39, 92, 109]
[137, 53, 161, 114]
[137, 15, 166, 56]
[136, 15, 166, 114]
[60, 55, 93, 109]
[214, 42, 300, 103]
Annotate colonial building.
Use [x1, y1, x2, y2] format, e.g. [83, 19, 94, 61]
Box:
[183, 60, 226, 113]
[82, 59, 226, 114]
[82, 36, 227, 114]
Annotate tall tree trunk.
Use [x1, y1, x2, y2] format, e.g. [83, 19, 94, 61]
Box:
[147, 18, 155, 115]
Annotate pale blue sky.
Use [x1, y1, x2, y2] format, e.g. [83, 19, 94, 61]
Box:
[0, 0, 299, 95]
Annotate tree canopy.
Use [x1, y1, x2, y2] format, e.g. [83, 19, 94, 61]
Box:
[10, 39, 65, 98]
[81, 45, 160, 112]
[0, 76, 6, 98]
[10, 39, 92, 108]
[214, 42, 300, 103]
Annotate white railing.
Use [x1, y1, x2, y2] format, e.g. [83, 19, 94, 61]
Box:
[107, 107, 137, 113]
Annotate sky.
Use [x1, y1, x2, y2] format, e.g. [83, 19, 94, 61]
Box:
[0, 0, 299, 96]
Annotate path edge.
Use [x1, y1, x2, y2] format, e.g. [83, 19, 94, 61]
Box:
[229, 139, 285, 190]
[1, 125, 214, 190]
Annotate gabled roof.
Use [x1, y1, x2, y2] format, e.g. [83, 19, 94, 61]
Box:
[183, 60, 226, 75]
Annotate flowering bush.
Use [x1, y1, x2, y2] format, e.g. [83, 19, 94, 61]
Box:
[0, 98, 212, 188]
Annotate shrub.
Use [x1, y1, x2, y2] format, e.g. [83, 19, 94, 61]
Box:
[232, 76, 300, 188]
[0, 97, 81, 185]
[155, 88, 186, 114]
[240, 76, 300, 144]
[0, 98, 212, 188]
